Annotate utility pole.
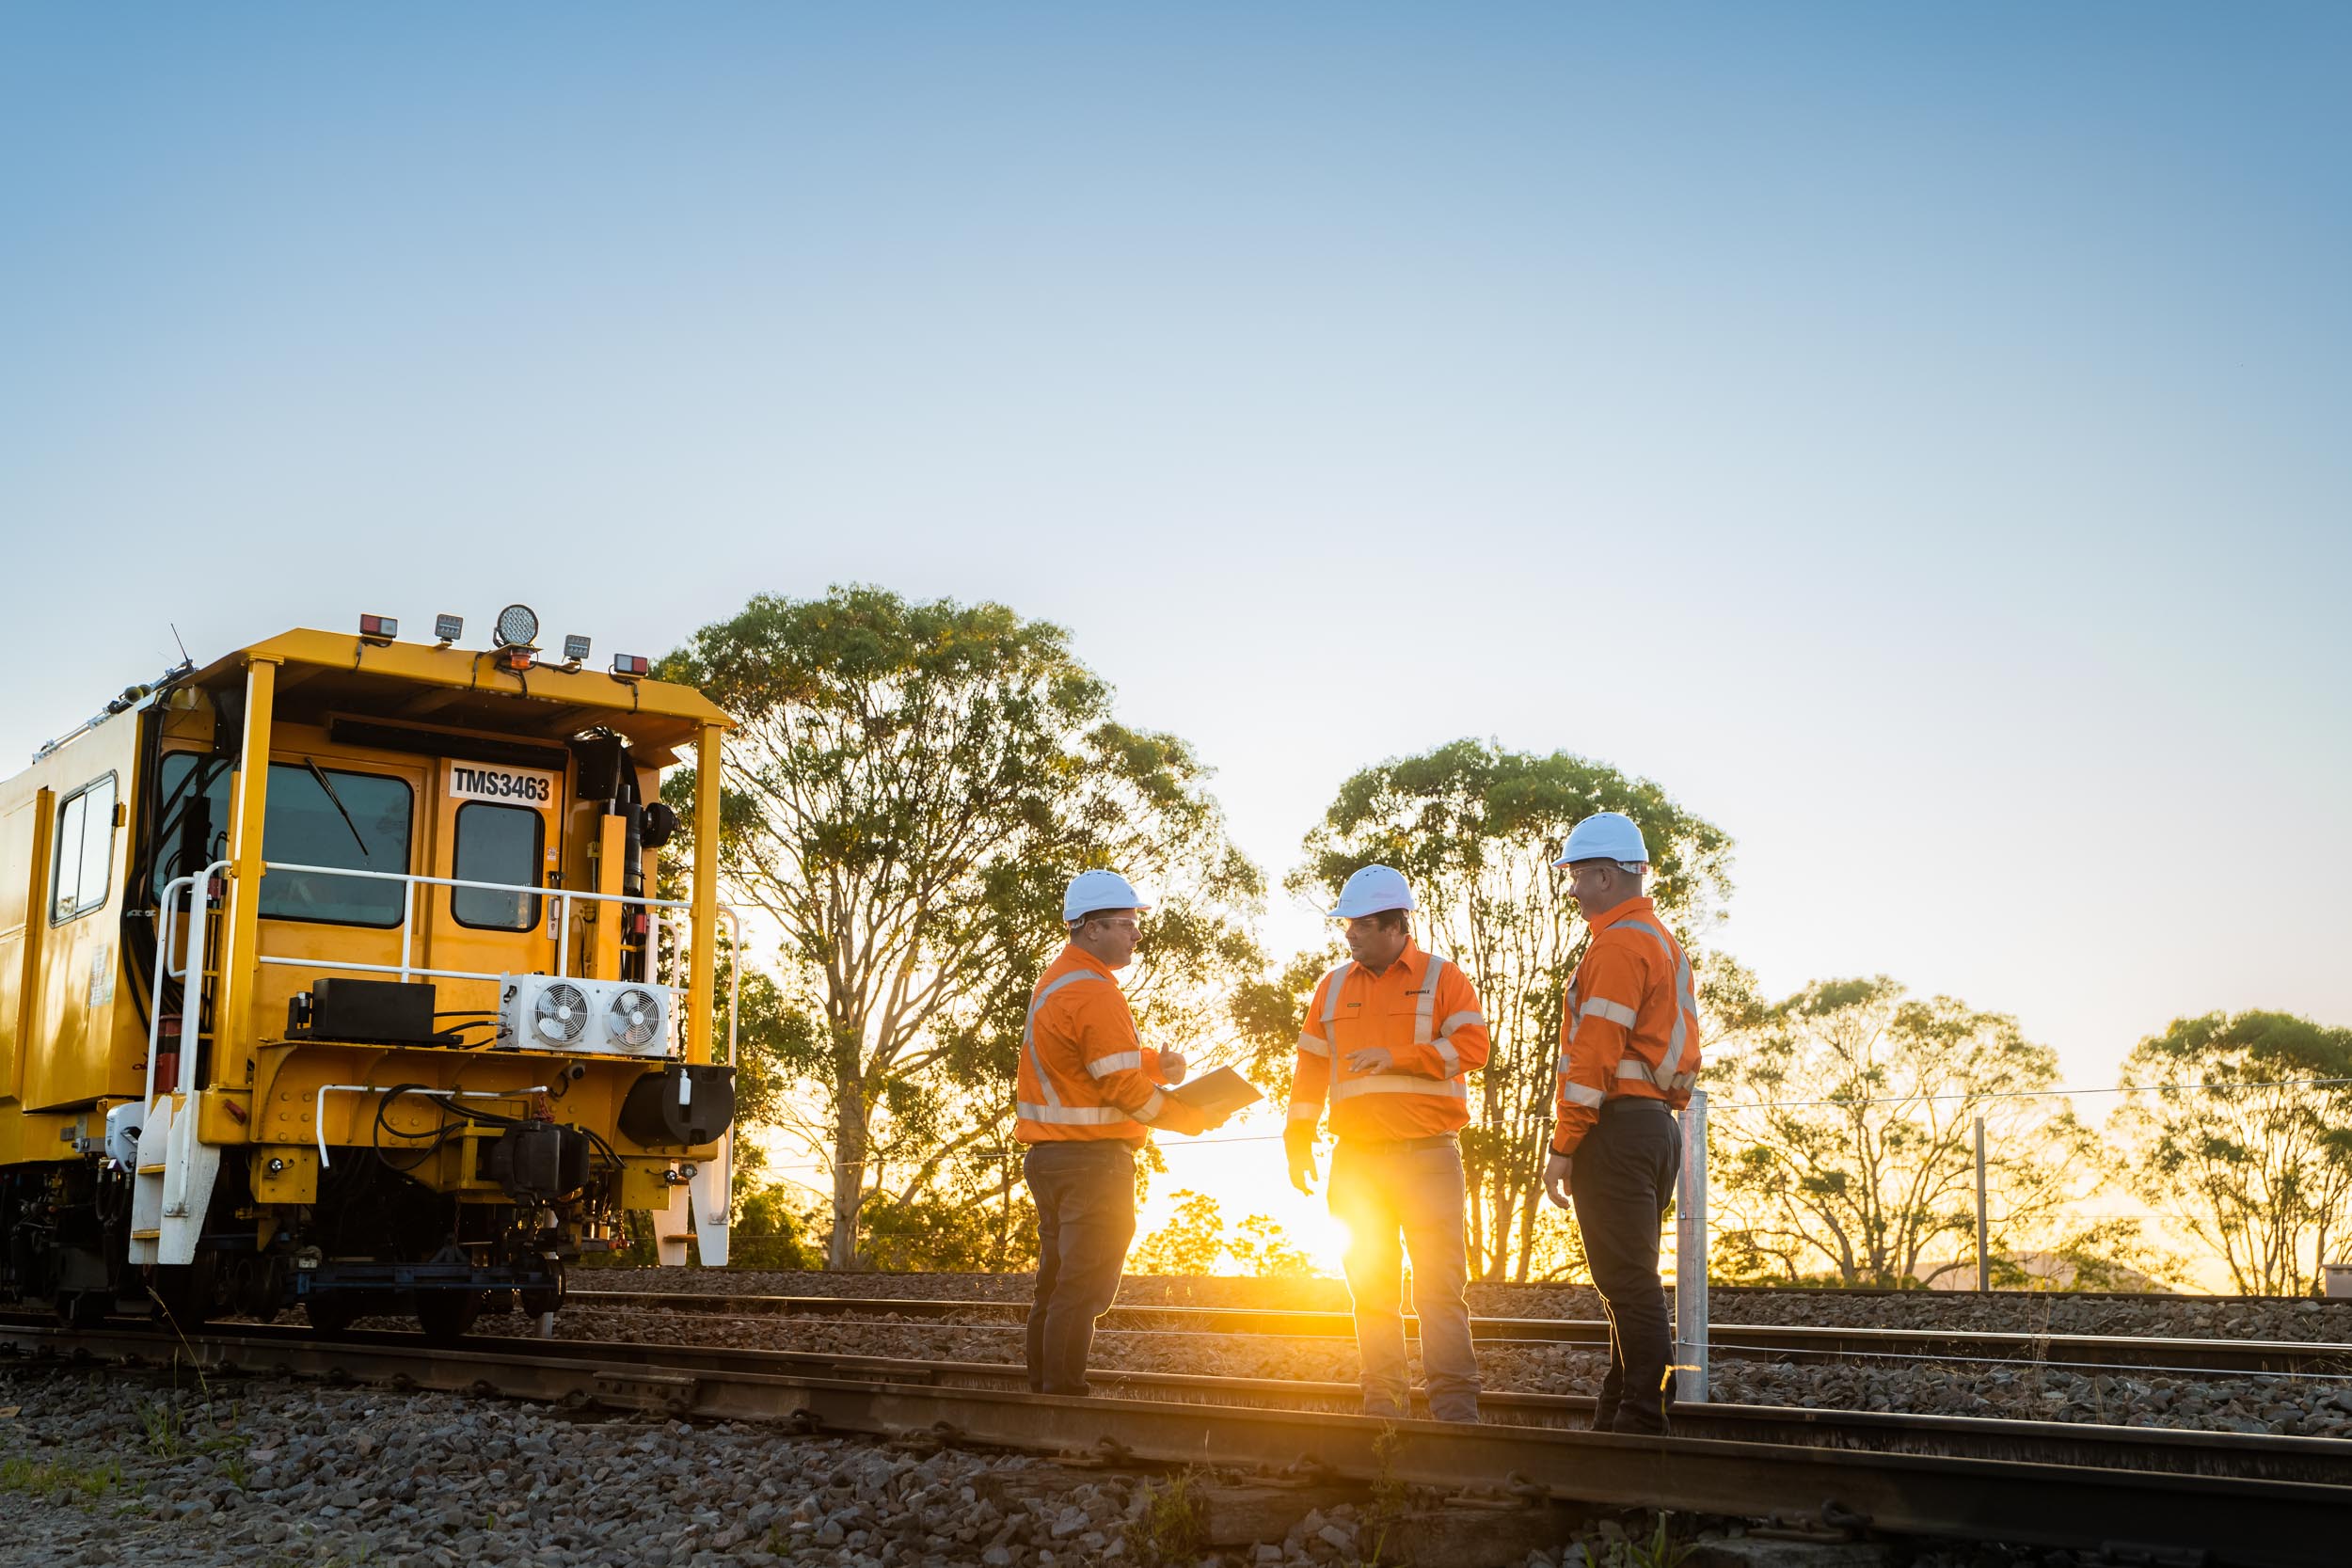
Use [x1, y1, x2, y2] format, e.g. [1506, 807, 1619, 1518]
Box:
[1975, 1115, 1991, 1292]
[1675, 1090, 1710, 1402]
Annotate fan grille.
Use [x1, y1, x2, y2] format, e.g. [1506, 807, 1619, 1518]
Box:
[609, 988, 663, 1049]
[533, 981, 589, 1044]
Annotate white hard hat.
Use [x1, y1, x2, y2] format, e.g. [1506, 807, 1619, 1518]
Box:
[1064, 869, 1149, 923]
[1552, 812, 1650, 869]
[1327, 864, 1416, 920]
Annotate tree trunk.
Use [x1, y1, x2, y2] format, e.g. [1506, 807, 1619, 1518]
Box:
[828, 1077, 869, 1270]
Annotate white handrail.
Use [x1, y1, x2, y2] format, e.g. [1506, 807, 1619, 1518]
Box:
[261, 859, 689, 986]
[236, 861, 738, 1066]
[145, 859, 232, 1117]
[145, 875, 188, 1118]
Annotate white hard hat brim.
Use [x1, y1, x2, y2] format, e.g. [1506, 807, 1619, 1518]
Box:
[1327, 896, 1416, 918]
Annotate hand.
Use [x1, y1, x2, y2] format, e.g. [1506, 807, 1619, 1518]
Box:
[1156, 1096, 1211, 1137]
[1285, 1132, 1320, 1196]
[1158, 1049, 1188, 1080]
[1543, 1151, 1574, 1211]
[1344, 1046, 1397, 1075]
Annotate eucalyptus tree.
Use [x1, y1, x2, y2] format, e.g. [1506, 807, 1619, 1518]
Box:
[1289, 740, 1732, 1281]
[1707, 978, 2095, 1287]
[665, 586, 1266, 1267]
[2110, 1012, 2352, 1296]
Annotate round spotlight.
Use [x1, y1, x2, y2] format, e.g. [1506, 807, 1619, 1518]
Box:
[492, 604, 540, 648]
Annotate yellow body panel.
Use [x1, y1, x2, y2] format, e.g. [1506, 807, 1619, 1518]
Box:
[0, 710, 146, 1115]
[1, 624, 733, 1202]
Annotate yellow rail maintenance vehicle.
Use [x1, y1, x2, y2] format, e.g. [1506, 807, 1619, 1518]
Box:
[0, 607, 739, 1338]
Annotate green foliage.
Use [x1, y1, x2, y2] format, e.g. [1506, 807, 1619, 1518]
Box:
[1290, 739, 1731, 1282]
[1229, 1212, 1317, 1277]
[1131, 1189, 1228, 1275]
[1122, 1468, 1210, 1565]
[1575, 1513, 1694, 1568]
[1708, 978, 2112, 1288]
[0, 1454, 124, 1503]
[1128, 1187, 1319, 1276]
[730, 1181, 827, 1271]
[665, 586, 1267, 1267]
[2110, 1011, 2352, 1296]
[860, 1186, 1039, 1272]
[1360, 1423, 1409, 1568]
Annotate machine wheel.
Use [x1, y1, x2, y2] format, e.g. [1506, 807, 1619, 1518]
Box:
[519, 1261, 565, 1318]
[304, 1293, 367, 1335]
[415, 1289, 483, 1343]
[147, 1257, 219, 1332]
[56, 1291, 109, 1329]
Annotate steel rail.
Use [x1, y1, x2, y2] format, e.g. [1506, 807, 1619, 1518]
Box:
[3, 1322, 2344, 1566]
[564, 1290, 2352, 1376]
[17, 1311, 2347, 1480]
[17, 1314, 2347, 1481]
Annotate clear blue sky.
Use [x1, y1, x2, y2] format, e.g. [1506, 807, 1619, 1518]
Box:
[4, 5, 2346, 1091]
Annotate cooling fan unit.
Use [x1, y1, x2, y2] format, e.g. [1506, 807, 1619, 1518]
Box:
[498, 974, 677, 1056]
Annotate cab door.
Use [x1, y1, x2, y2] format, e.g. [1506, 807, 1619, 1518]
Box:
[248, 747, 432, 1041]
[424, 758, 565, 1022]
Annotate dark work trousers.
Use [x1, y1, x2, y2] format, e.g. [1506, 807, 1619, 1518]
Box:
[1569, 1099, 1684, 1433]
[1023, 1140, 1139, 1395]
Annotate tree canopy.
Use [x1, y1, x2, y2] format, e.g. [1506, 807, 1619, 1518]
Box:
[1706, 977, 2122, 1288]
[2110, 1011, 2352, 1296]
[663, 586, 1266, 1266]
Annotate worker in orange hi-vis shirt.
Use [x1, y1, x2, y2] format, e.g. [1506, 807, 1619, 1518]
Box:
[1017, 869, 1228, 1396]
[1541, 811, 1700, 1435]
[1286, 864, 1490, 1423]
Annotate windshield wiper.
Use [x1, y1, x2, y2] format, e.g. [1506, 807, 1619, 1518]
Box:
[304, 757, 373, 861]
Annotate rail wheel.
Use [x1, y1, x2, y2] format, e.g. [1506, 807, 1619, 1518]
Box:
[56, 1290, 109, 1329]
[304, 1293, 366, 1335]
[147, 1257, 218, 1332]
[519, 1261, 565, 1318]
[415, 1289, 483, 1343]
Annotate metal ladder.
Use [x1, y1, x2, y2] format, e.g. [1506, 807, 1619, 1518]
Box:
[129, 861, 230, 1268]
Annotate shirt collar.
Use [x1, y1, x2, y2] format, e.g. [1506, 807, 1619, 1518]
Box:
[1059, 942, 1116, 978]
[1585, 895, 1658, 934]
[1357, 937, 1426, 983]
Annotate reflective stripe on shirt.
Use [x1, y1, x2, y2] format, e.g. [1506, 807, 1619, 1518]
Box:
[1024, 968, 1110, 1110]
[1330, 1075, 1468, 1103]
[1016, 1101, 1131, 1125]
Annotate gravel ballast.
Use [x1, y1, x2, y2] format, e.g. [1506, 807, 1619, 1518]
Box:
[0, 1365, 1245, 1568]
[0, 1360, 2116, 1568]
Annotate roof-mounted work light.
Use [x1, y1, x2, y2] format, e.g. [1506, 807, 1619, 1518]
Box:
[611, 654, 650, 677]
[491, 603, 540, 649]
[358, 613, 399, 643]
[434, 613, 464, 644]
[563, 634, 592, 665]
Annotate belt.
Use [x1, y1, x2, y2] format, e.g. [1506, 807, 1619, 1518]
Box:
[1339, 1132, 1459, 1152]
[1601, 1096, 1672, 1116]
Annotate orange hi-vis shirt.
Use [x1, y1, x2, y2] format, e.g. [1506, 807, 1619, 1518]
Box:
[1552, 896, 1700, 1155]
[1015, 943, 1179, 1144]
[1290, 941, 1490, 1142]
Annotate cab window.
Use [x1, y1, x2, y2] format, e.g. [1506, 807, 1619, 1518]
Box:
[451, 802, 544, 930]
[50, 774, 119, 924]
[151, 753, 232, 902]
[261, 764, 412, 927]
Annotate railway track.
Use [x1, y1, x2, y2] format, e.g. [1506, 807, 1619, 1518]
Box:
[566, 1290, 2352, 1378]
[4, 1317, 2346, 1566]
